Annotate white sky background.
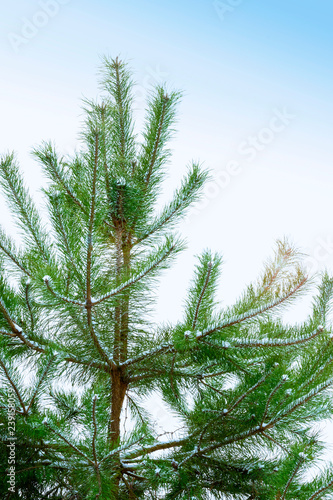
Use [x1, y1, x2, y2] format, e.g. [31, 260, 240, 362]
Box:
[1, 0, 333, 462]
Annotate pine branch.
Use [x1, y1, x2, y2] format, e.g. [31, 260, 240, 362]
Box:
[92, 394, 99, 464]
[50, 197, 85, 287]
[26, 355, 57, 413]
[43, 276, 84, 306]
[43, 420, 95, 466]
[197, 370, 272, 449]
[126, 393, 145, 426]
[192, 260, 212, 330]
[99, 436, 147, 465]
[33, 142, 86, 213]
[143, 97, 169, 193]
[0, 297, 44, 352]
[229, 326, 324, 349]
[101, 57, 136, 175]
[259, 240, 298, 296]
[122, 473, 139, 499]
[0, 153, 51, 262]
[92, 237, 182, 306]
[281, 453, 306, 500]
[0, 327, 110, 373]
[0, 359, 26, 412]
[121, 344, 174, 368]
[273, 377, 333, 425]
[135, 164, 207, 244]
[114, 60, 127, 167]
[81, 135, 116, 369]
[86, 134, 99, 307]
[138, 86, 181, 191]
[198, 424, 266, 456]
[100, 103, 112, 208]
[91, 395, 102, 498]
[124, 437, 189, 460]
[0, 226, 31, 276]
[201, 277, 308, 338]
[308, 479, 333, 500]
[261, 432, 289, 453]
[260, 378, 287, 426]
[297, 350, 333, 393]
[24, 280, 35, 331]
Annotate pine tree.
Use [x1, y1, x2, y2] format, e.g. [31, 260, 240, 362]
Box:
[1, 57, 333, 499]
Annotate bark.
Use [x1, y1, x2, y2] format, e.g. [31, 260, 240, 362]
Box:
[110, 212, 132, 496]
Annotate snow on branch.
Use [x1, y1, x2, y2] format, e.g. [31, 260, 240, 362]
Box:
[201, 277, 308, 338]
[123, 437, 189, 461]
[43, 276, 84, 307]
[231, 326, 324, 349]
[272, 376, 333, 425]
[92, 239, 178, 306]
[121, 344, 174, 368]
[0, 298, 44, 352]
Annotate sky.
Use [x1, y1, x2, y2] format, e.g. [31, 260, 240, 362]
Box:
[1, 0, 333, 451]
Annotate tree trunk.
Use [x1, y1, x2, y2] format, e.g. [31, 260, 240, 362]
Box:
[110, 225, 131, 497]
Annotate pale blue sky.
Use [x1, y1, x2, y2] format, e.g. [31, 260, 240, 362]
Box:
[1, 0, 333, 456]
[0, 0, 333, 319]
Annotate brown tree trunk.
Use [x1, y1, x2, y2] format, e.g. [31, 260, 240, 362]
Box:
[110, 368, 128, 443]
[110, 224, 131, 497]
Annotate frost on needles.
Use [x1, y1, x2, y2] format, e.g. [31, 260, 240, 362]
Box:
[1, 57, 333, 499]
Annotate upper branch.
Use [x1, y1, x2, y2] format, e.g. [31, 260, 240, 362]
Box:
[192, 260, 212, 330]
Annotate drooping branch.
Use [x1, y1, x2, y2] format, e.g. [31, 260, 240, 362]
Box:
[0, 327, 110, 373]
